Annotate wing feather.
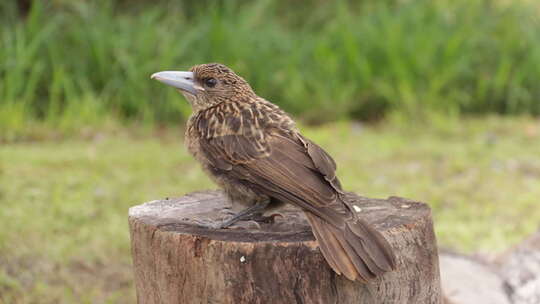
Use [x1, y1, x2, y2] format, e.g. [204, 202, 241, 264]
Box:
[201, 130, 348, 226]
[198, 123, 396, 279]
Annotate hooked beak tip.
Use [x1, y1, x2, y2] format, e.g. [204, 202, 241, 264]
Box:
[151, 71, 197, 95]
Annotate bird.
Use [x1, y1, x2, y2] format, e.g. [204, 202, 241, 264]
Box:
[151, 63, 396, 282]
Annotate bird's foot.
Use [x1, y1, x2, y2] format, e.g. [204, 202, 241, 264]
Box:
[228, 220, 262, 230]
[190, 218, 257, 230]
[224, 213, 284, 229]
[248, 213, 283, 224]
[189, 219, 227, 230]
[190, 199, 278, 230]
[221, 208, 237, 216]
[189, 213, 282, 230]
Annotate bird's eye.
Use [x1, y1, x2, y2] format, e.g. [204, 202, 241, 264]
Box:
[204, 78, 217, 88]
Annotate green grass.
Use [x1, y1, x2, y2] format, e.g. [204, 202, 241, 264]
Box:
[2, 0, 539, 301]
[1, 116, 540, 303]
[2, 0, 540, 141]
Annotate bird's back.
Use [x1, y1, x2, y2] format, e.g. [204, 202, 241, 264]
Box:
[185, 97, 297, 159]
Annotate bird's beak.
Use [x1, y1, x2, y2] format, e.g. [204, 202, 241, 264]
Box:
[151, 71, 199, 95]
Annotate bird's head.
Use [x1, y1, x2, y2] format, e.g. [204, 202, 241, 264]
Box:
[151, 63, 256, 111]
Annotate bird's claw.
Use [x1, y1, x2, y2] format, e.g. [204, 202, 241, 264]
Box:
[190, 219, 226, 230]
[188, 211, 284, 230]
[228, 220, 261, 230]
[250, 213, 283, 224]
[222, 209, 237, 216]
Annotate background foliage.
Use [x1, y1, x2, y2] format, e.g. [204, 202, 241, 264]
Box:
[1, 0, 540, 140]
[1, 1, 540, 303]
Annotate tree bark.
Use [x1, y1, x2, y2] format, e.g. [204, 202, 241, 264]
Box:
[129, 190, 441, 304]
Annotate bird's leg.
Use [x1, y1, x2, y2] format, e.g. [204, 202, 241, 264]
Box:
[211, 198, 270, 229]
[190, 198, 270, 230]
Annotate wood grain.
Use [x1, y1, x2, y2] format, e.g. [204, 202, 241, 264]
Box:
[129, 190, 441, 304]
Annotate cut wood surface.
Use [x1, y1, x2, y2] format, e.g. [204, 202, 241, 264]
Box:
[129, 190, 441, 304]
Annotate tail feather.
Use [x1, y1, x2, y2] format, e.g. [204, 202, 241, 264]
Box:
[327, 223, 374, 281]
[309, 220, 342, 274]
[305, 211, 396, 282]
[309, 214, 358, 279]
[345, 219, 396, 272]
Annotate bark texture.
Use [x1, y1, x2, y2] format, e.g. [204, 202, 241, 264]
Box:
[129, 190, 441, 304]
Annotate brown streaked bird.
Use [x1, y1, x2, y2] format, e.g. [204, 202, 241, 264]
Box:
[151, 63, 396, 282]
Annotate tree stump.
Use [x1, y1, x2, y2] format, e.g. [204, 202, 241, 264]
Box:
[129, 190, 441, 304]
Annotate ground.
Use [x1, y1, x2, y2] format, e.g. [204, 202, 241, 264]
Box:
[1, 116, 539, 303]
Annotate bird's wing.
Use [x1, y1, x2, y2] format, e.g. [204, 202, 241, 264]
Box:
[201, 128, 397, 280]
[201, 130, 350, 227]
